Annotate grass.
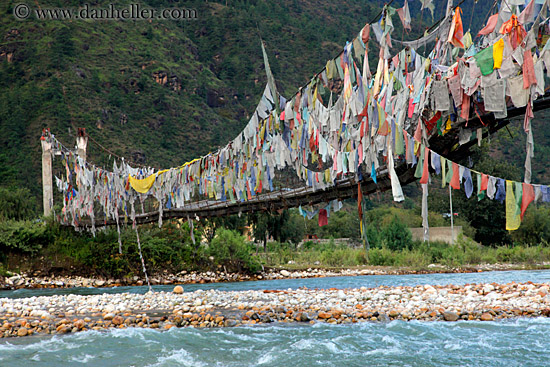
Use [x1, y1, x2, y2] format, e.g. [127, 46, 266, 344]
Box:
[258, 236, 550, 270]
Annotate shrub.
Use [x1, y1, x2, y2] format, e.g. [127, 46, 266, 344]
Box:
[381, 215, 413, 251]
[0, 188, 37, 221]
[511, 207, 550, 245]
[208, 229, 261, 273]
[367, 247, 396, 266]
[0, 220, 50, 256]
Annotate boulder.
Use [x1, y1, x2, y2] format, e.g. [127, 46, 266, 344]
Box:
[224, 319, 237, 327]
[483, 284, 495, 294]
[74, 319, 85, 330]
[443, 311, 459, 322]
[280, 270, 291, 277]
[389, 310, 400, 318]
[173, 285, 184, 294]
[112, 316, 124, 326]
[17, 328, 28, 337]
[480, 313, 494, 321]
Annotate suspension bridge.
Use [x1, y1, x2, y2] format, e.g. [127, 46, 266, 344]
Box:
[43, 0, 550, 241]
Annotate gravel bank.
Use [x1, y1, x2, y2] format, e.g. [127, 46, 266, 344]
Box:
[1, 282, 549, 338]
[0, 262, 534, 290]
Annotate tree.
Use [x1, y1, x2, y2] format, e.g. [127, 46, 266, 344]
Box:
[429, 150, 521, 246]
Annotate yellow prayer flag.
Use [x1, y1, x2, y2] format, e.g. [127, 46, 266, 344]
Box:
[493, 38, 504, 69]
[128, 174, 157, 194]
[128, 169, 168, 194]
[505, 180, 521, 231]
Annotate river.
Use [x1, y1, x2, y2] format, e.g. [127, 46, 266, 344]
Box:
[1, 269, 549, 366]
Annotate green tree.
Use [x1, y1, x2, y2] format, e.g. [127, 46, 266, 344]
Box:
[511, 207, 550, 245]
[0, 187, 37, 221]
[381, 215, 413, 251]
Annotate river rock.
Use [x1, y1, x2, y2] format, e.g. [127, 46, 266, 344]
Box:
[280, 270, 291, 277]
[112, 316, 124, 325]
[424, 285, 437, 295]
[17, 328, 28, 337]
[56, 326, 71, 334]
[224, 319, 237, 327]
[74, 319, 85, 330]
[173, 286, 184, 294]
[443, 311, 459, 321]
[389, 310, 400, 318]
[480, 313, 494, 321]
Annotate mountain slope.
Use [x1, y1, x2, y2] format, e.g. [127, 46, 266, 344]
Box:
[0, 0, 545, 210]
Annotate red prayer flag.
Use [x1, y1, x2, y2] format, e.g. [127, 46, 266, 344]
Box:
[523, 50, 537, 90]
[357, 183, 363, 219]
[460, 92, 470, 121]
[481, 174, 489, 191]
[477, 13, 499, 37]
[448, 7, 464, 48]
[361, 24, 370, 45]
[420, 147, 430, 184]
[521, 183, 535, 220]
[413, 118, 422, 142]
[318, 209, 328, 227]
[450, 162, 461, 190]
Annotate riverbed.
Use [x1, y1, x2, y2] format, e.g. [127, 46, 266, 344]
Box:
[1, 270, 549, 366]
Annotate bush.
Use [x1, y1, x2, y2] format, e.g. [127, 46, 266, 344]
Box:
[208, 228, 261, 273]
[381, 215, 413, 251]
[367, 247, 396, 266]
[0, 187, 37, 221]
[511, 207, 550, 245]
[47, 221, 205, 278]
[0, 220, 50, 256]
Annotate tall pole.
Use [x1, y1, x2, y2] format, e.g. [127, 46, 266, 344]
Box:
[449, 185, 454, 245]
[41, 137, 53, 217]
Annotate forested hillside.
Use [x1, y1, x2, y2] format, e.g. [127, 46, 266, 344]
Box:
[0, 0, 543, 210]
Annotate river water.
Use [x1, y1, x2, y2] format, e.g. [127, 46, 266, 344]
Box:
[1, 269, 549, 366]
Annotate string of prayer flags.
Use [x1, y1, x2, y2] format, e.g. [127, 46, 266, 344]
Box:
[48, 1, 550, 237]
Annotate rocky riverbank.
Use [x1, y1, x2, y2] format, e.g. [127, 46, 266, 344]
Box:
[1, 282, 550, 338]
[0, 262, 536, 290]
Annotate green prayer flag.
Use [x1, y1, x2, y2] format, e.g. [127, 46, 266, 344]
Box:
[477, 172, 485, 201]
[335, 57, 344, 80]
[445, 159, 453, 184]
[514, 182, 523, 216]
[473, 45, 494, 76]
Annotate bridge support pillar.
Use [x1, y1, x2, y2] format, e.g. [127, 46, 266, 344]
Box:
[41, 138, 53, 217]
[76, 128, 88, 162]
